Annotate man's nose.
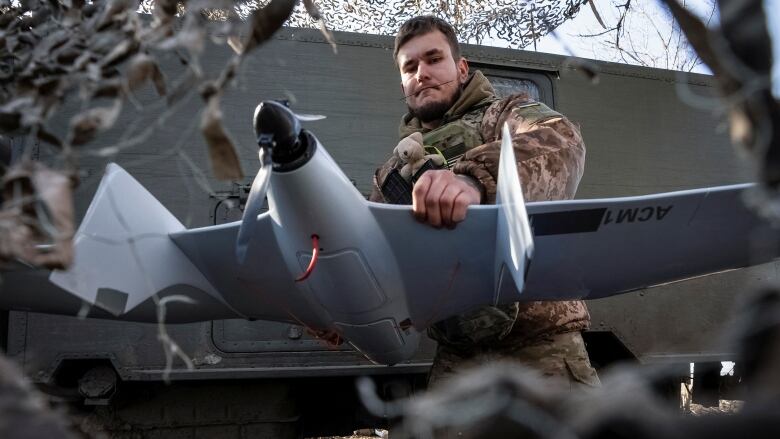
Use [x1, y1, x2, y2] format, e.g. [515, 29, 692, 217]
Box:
[415, 62, 431, 82]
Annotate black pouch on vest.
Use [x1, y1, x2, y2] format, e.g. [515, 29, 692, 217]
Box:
[380, 160, 441, 205]
[380, 169, 412, 205]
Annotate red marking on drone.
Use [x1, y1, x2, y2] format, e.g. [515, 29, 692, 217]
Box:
[296, 234, 320, 282]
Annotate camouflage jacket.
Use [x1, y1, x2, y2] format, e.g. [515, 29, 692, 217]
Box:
[369, 71, 590, 351]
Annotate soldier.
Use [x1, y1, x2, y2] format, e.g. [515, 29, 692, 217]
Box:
[369, 16, 601, 390]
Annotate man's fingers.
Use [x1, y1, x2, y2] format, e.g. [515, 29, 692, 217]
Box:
[439, 185, 464, 228]
[412, 172, 432, 222]
[454, 181, 481, 225]
[423, 173, 452, 228]
[450, 191, 471, 225]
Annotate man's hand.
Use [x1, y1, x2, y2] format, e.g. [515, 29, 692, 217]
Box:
[412, 170, 482, 229]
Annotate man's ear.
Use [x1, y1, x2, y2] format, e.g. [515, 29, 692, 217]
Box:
[456, 57, 469, 82]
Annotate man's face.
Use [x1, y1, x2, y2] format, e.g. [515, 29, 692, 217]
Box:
[397, 30, 469, 124]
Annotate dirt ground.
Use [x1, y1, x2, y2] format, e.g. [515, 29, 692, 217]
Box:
[309, 428, 388, 439]
[310, 436, 382, 439]
[688, 400, 744, 415]
[309, 395, 746, 438]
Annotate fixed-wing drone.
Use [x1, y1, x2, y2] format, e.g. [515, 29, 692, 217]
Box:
[2, 101, 776, 365]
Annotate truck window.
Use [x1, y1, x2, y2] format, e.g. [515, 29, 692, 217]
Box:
[486, 76, 541, 101]
[473, 66, 555, 108]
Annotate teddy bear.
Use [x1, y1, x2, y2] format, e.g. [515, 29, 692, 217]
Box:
[394, 132, 446, 182]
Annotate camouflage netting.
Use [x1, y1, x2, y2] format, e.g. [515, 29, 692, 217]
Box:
[0, 0, 305, 267]
[235, 0, 589, 47]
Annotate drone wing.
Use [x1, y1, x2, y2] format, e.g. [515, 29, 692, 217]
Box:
[369, 130, 775, 329]
[521, 182, 771, 300]
[34, 164, 244, 322]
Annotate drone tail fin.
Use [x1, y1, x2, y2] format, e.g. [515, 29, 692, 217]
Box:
[493, 123, 534, 304]
[48, 164, 227, 321]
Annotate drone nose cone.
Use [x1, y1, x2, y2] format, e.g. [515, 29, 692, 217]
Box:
[253, 100, 301, 150]
[252, 100, 317, 171]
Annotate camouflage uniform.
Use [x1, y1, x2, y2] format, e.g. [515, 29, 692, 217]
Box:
[370, 71, 600, 389]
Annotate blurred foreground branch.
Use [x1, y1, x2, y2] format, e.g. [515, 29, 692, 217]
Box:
[0, 353, 76, 438]
[360, 288, 780, 439]
[0, 0, 304, 267]
[659, 0, 779, 219]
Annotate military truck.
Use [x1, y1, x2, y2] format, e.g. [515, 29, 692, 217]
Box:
[0, 27, 763, 437]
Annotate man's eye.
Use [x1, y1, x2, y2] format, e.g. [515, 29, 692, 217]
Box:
[430, 57, 442, 63]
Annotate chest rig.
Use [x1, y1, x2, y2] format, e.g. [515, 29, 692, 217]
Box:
[379, 104, 491, 205]
[421, 104, 488, 170]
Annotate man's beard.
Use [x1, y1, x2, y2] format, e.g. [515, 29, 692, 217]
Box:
[408, 85, 463, 124]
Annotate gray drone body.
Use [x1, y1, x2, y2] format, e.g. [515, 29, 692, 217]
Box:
[8, 101, 778, 365]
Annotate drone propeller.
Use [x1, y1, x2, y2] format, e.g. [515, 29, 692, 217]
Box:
[295, 113, 326, 122]
[235, 101, 321, 263]
[235, 147, 272, 264]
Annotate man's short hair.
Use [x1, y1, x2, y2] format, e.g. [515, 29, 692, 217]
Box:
[393, 16, 461, 64]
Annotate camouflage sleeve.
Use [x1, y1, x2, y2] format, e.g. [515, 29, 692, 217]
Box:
[452, 98, 586, 204]
[368, 155, 402, 203]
